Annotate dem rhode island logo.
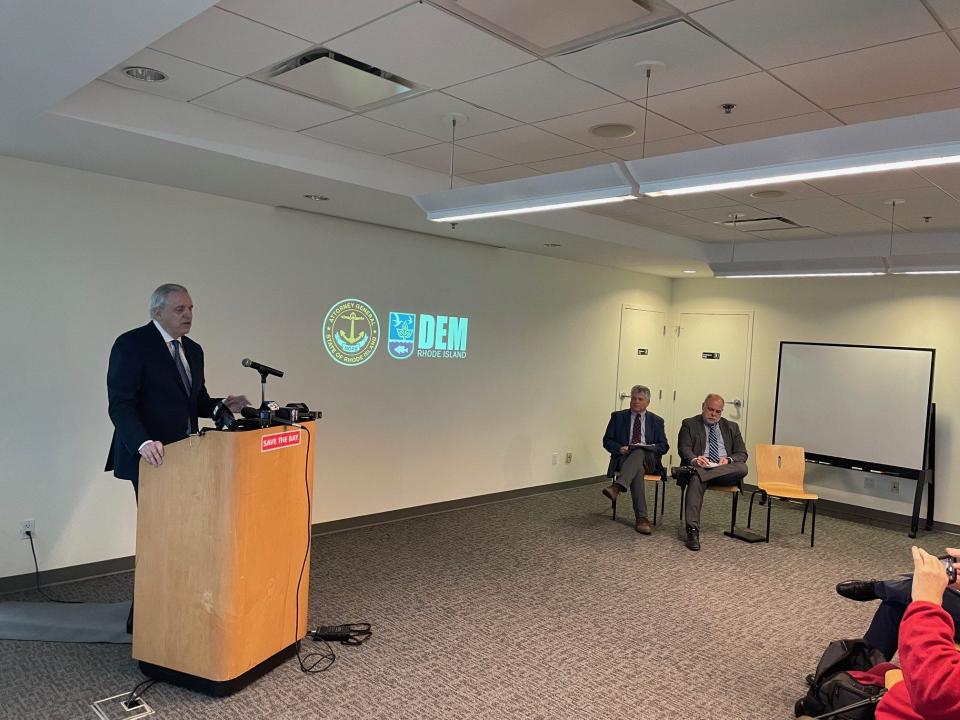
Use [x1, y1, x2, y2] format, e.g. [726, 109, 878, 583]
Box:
[388, 312, 416, 359]
[323, 298, 380, 366]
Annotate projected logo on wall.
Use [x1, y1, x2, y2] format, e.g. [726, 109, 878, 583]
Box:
[324, 300, 468, 365]
[323, 298, 380, 366]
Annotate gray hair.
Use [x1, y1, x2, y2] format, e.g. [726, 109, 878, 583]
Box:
[703, 393, 725, 406]
[149, 283, 189, 318]
[630, 385, 651, 400]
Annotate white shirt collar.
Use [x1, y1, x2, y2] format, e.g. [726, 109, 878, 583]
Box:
[152, 319, 179, 343]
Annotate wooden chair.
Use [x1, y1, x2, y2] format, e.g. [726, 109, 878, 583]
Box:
[747, 444, 819, 547]
[610, 471, 667, 524]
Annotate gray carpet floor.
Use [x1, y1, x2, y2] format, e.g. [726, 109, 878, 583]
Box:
[0, 481, 953, 719]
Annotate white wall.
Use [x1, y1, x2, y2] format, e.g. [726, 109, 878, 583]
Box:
[672, 276, 960, 524]
[0, 155, 672, 578]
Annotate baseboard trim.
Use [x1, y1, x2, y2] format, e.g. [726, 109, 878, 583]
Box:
[0, 475, 606, 595]
[740, 483, 960, 536]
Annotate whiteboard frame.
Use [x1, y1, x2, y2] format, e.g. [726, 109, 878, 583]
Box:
[772, 341, 935, 478]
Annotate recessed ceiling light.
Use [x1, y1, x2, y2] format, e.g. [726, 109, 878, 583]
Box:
[544, 243, 562, 247]
[303, 194, 329, 201]
[123, 66, 167, 82]
[749, 189, 786, 199]
[590, 123, 636, 139]
[682, 270, 697, 274]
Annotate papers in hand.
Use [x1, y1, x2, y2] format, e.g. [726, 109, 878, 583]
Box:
[630, 443, 656, 450]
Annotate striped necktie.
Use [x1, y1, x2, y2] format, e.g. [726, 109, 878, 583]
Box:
[170, 339, 192, 395]
[707, 423, 721, 463]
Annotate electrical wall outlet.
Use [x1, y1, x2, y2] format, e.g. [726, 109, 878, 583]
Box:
[890, 480, 900, 496]
[565, 451, 573, 464]
[19, 519, 35, 540]
[864, 476, 875, 490]
[551, 453, 558, 466]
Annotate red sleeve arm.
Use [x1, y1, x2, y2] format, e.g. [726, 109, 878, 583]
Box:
[898, 600, 960, 719]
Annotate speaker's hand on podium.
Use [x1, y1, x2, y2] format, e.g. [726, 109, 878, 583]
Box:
[224, 395, 251, 412]
[139, 440, 164, 467]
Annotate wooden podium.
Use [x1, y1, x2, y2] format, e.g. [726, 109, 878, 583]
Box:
[132, 422, 314, 695]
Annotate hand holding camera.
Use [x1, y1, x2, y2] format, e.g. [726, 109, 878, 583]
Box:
[911, 546, 959, 605]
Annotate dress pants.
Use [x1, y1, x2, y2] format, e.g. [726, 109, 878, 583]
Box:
[864, 576, 960, 659]
[615, 450, 652, 520]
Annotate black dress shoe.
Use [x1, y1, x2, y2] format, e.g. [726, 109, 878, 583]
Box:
[685, 525, 700, 551]
[835, 580, 880, 602]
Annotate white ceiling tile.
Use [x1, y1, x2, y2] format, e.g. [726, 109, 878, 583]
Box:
[388, 143, 510, 173]
[748, 227, 832, 241]
[646, 73, 818, 131]
[459, 165, 542, 184]
[639, 193, 740, 212]
[693, 0, 940, 68]
[300, 115, 436, 154]
[838, 187, 960, 220]
[807, 171, 932, 197]
[216, 0, 411, 43]
[772, 34, 960, 109]
[718, 182, 827, 204]
[459, 125, 592, 163]
[915, 165, 960, 192]
[832, 88, 960, 125]
[747, 196, 892, 229]
[586, 201, 692, 227]
[679, 204, 765, 223]
[667, 0, 731, 12]
[535, 103, 688, 149]
[526, 151, 619, 173]
[326, 3, 534, 89]
[606, 133, 719, 160]
[929, 0, 960, 29]
[191, 79, 350, 131]
[150, 7, 313, 76]
[703, 112, 841, 144]
[552, 21, 758, 98]
[364, 91, 520, 140]
[446, 61, 621, 123]
[100, 49, 238, 102]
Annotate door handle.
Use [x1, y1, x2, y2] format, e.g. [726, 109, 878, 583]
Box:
[732, 399, 743, 408]
[619, 392, 629, 400]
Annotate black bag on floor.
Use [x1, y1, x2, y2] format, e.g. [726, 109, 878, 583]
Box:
[794, 639, 887, 719]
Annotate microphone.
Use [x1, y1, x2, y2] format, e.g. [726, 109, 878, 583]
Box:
[241, 358, 284, 378]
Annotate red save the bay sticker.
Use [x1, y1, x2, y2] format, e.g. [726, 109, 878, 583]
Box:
[261, 429, 302, 453]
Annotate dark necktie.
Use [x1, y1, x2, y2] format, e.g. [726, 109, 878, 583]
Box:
[707, 423, 720, 463]
[171, 339, 192, 395]
[631, 414, 643, 444]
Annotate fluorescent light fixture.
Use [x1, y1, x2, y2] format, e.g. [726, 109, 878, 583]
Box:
[414, 163, 637, 223]
[710, 257, 887, 278]
[626, 108, 960, 198]
[887, 252, 960, 275]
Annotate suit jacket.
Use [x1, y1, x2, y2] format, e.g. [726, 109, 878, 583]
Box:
[677, 415, 748, 465]
[105, 322, 216, 485]
[602, 409, 669, 475]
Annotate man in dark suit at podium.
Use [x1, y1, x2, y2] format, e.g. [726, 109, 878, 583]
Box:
[106, 284, 248, 633]
[677, 393, 748, 551]
[601, 385, 670, 534]
[106, 283, 249, 491]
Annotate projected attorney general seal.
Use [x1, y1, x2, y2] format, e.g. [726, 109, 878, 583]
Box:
[323, 298, 380, 366]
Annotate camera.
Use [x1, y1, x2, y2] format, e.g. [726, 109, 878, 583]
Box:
[942, 556, 957, 584]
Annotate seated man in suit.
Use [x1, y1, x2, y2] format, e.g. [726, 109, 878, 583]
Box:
[601, 385, 669, 535]
[677, 393, 748, 551]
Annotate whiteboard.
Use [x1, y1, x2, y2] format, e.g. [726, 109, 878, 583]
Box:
[774, 343, 934, 471]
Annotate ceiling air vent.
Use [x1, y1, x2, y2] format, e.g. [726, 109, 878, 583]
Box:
[434, 0, 678, 56]
[253, 49, 427, 112]
[716, 217, 802, 232]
